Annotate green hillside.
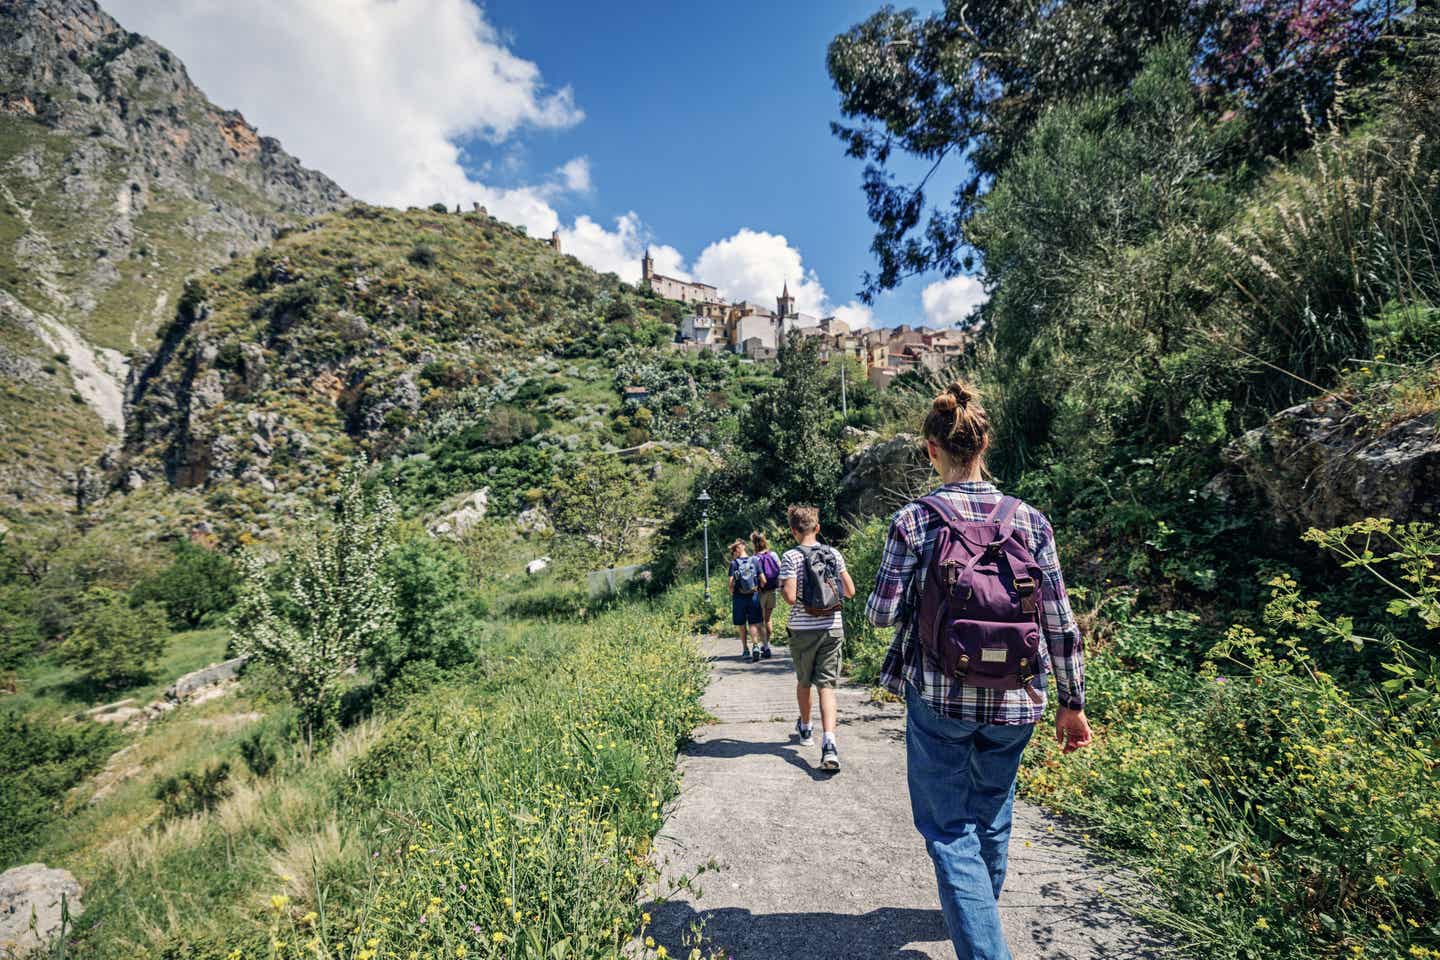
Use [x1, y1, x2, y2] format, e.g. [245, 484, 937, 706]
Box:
[94, 203, 765, 543]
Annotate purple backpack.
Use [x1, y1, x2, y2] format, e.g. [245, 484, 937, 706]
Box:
[914, 494, 1045, 701]
[756, 550, 780, 588]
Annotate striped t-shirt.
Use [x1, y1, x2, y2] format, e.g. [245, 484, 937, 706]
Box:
[779, 545, 847, 631]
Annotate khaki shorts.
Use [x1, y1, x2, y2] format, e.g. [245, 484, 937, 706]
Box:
[760, 590, 778, 615]
[789, 628, 843, 689]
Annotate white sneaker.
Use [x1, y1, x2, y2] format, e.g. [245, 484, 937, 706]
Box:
[794, 719, 814, 746]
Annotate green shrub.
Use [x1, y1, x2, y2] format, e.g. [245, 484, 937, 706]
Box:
[32, 526, 164, 639]
[0, 712, 118, 864]
[56, 587, 170, 690]
[238, 730, 278, 779]
[1021, 519, 1440, 959]
[407, 242, 437, 267]
[155, 762, 233, 819]
[0, 583, 41, 669]
[130, 540, 239, 629]
[231, 460, 397, 741]
[368, 535, 488, 682]
[840, 514, 893, 684]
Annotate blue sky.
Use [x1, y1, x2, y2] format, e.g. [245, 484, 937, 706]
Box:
[477, 0, 955, 326]
[106, 0, 983, 328]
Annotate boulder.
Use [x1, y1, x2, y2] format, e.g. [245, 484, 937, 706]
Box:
[515, 505, 552, 536]
[0, 864, 83, 953]
[525, 557, 551, 576]
[836, 432, 930, 519]
[1225, 398, 1439, 530]
[428, 488, 489, 539]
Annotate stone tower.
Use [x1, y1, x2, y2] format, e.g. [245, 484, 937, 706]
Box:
[550, 228, 562, 254]
[641, 248, 655, 284]
[777, 282, 795, 319]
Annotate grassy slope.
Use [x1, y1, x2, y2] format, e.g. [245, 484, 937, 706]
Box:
[30, 582, 708, 960]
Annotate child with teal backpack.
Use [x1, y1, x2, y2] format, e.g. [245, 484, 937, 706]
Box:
[728, 540, 766, 662]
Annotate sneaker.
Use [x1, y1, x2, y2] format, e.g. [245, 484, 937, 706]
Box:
[761, 646, 773, 660]
[741, 647, 752, 661]
[750, 648, 762, 663]
[794, 720, 814, 746]
[820, 742, 841, 772]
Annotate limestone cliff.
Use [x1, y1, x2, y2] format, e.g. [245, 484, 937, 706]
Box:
[0, 0, 347, 518]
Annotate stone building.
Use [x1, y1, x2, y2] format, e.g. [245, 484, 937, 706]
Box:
[642, 249, 724, 304]
[678, 314, 716, 345]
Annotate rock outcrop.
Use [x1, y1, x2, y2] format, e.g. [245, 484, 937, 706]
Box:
[429, 489, 490, 539]
[166, 656, 249, 701]
[1225, 397, 1439, 530]
[0, 863, 83, 953]
[836, 432, 930, 520]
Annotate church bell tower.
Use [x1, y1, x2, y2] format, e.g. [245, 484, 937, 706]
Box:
[777, 282, 795, 319]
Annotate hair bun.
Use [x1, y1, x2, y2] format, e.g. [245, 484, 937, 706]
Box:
[931, 391, 958, 414]
[947, 381, 975, 407]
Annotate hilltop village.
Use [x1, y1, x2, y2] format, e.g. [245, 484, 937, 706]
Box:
[639, 249, 973, 389]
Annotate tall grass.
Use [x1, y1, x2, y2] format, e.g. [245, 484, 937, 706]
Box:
[57, 592, 707, 960]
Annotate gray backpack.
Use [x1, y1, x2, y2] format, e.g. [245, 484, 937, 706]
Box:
[733, 556, 760, 594]
[798, 545, 843, 615]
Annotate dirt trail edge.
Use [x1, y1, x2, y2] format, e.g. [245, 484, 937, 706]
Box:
[647, 635, 1172, 960]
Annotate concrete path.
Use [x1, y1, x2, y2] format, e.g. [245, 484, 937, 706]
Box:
[647, 636, 1171, 960]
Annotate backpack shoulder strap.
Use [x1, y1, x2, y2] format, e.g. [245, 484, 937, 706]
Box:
[987, 495, 1021, 539]
[918, 494, 969, 536]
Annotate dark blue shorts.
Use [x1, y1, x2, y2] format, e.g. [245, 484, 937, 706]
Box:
[731, 591, 763, 625]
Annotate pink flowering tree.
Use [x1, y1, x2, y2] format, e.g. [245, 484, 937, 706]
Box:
[1193, 0, 1396, 150]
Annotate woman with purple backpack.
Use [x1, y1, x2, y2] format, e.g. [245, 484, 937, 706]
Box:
[750, 531, 781, 659]
[865, 379, 1092, 960]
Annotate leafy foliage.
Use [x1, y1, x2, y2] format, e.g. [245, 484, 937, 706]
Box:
[827, 0, 1400, 298]
[549, 456, 653, 568]
[0, 711, 118, 865]
[231, 461, 397, 739]
[737, 331, 844, 518]
[155, 762, 233, 820]
[367, 534, 489, 682]
[1024, 521, 1439, 958]
[56, 586, 170, 689]
[130, 540, 239, 630]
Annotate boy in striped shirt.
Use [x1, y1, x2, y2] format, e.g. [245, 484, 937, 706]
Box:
[778, 504, 856, 772]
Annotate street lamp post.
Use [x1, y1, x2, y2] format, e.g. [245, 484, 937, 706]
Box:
[697, 489, 712, 601]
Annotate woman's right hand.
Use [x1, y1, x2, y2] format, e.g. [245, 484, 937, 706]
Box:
[1055, 707, 1093, 754]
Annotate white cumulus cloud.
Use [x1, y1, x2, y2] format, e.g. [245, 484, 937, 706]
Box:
[831, 300, 874, 330]
[559, 213, 687, 284]
[921, 275, 988, 327]
[107, 0, 583, 208]
[554, 157, 593, 194]
[692, 229, 829, 315]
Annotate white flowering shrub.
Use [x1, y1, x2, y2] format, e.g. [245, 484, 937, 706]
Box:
[231, 460, 398, 741]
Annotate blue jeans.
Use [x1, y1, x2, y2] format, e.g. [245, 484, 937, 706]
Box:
[905, 683, 1035, 960]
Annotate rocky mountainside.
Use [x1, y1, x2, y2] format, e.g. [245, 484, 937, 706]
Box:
[0, 0, 347, 520]
[93, 202, 681, 543]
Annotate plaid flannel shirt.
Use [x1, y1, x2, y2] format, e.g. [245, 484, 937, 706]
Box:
[866, 480, 1085, 725]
